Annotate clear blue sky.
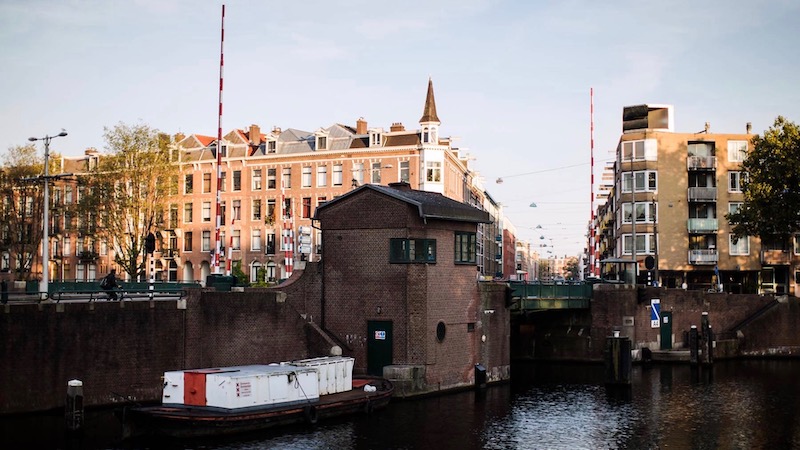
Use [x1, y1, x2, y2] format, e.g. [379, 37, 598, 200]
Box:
[2, 0, 799, 257]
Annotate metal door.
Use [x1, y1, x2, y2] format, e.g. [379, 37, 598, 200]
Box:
[367, 320, 393, 376]
[660, 311, 673, 350]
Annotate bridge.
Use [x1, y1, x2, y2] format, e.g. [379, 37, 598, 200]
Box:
[508, 281, 593, 311]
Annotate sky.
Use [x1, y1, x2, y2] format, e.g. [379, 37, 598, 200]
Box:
[2, 0, 799, 257]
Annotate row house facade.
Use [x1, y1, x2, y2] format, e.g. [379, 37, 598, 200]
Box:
[4, 80, 507, 286]
[599, 103, 796, 294]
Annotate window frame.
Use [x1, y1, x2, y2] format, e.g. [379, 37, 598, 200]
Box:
[454, 232, 477, 264]
[389, 238, 437, 263]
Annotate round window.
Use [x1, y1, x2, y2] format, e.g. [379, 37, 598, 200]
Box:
[436, 321, 446, 342]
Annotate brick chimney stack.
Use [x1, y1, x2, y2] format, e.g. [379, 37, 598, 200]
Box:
[249, 124, 261, 144]
[389, 181, 412, 191]
[390, 122, 405, 132]
[356, 117, 367, 134]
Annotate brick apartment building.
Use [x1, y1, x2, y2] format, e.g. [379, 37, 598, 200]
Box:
[597, 104, 796, 294]
[2, 79, 511, 287]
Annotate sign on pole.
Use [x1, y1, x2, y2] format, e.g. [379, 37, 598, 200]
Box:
[650, 298, 661, 328]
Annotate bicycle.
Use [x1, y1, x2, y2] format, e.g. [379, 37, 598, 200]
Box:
[104, 286, 126, 301]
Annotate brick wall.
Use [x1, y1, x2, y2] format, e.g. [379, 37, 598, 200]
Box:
[0, 289, 311, 414]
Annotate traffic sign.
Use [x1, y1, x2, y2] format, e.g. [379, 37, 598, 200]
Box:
[650, 298, 661, 328]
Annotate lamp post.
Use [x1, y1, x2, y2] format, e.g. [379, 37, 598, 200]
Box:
[28, 130, 68, 300]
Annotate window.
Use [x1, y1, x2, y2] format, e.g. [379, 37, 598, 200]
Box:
[454, 232, 477, 264]
[184, 232, 193, 252]
[184, 203, 193, 223]
[252, 229, 262, 251]
[202, 231, 211, 252]
[252, 169, 262, 190]
[266, 232, 276, 254]
[267, 168, 277, 189]
[252, 199, 262, 220]
[353, 163, 364, 185]
[317, 136, 327, 150]
[426, 161, 441, 182]
[730, 235, 750, 255]
[621, 202, 657, 223]
[233, 170, 241, 191]
[266, 200, 276, 224]
[232, 200, 241, 221]
[168, 204, 179, 229]
[202, 202, 211, 222]
[729, 171, 746, 193]
[390, 238, 437, 263]
[371, 131, 382, 146]
[317, 196, 327, 207]
[333, 164, 343, 186]
[283, 198, 292, 218]
[64, 237, 71, 256]
[65, 186, 73, 204]
[268, 140, 276, 153]
[622, 140, 646, 161]
[302, 197, 312, 218]
[371, 162, 381, 184]
[232, 230, 241, 250]
[317, 165, 327, 187]
[621, 233, 656, 255]
[220, 171, 227, 191]
[400, 161, 410, 183]
[302, 166, 312, 188]
[203, 173, 211, 193]
[282, 167, 291, 188]
[622, 171, 657, 193]
[688, 142, 714, 157]
[728, 140, 747, 162]
[184, 174, 194, 194]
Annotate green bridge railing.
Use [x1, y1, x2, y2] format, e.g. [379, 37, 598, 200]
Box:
[508, 281, 593, 311]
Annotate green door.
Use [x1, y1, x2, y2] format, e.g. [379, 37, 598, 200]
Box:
[660, 311, 672, 350]
[367, 321, 393, 376]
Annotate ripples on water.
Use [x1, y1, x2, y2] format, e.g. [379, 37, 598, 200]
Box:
[4, 360, 800, 449]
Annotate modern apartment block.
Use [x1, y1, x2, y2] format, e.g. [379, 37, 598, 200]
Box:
[597, 104, 789, 294]
[2, 80, 508, 286]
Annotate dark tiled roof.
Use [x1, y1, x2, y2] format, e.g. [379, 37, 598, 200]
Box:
[316, 183, 491, 224]
[384, 133, 420, 147]
[350, 137, 369, 148]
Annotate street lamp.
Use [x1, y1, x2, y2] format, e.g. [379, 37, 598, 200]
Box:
[28, 129, 68, 300]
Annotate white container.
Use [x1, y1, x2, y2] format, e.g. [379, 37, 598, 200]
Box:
[161, 365, 319, 409]
[292, 356, 354, 394]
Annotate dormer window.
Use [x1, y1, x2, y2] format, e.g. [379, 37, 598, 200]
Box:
[88, 155, 98, 171]
[422, 126, 438, 144]
[267, 140, 276, 153]
[370, 129, 382, 147]
[317, 135, 328, 150]
[211, 142, 227, 157]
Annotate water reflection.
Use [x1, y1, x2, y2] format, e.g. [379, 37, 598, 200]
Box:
[4, 360, 800, 449]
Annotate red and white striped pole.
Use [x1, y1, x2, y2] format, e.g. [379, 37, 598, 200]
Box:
[590, 87, 597, 277]
[212, 4, 225, 275]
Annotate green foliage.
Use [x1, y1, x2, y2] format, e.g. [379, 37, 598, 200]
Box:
[563, 256, 580, 280]
[727, 116, 800, 244]
[232, 260, 249, 286]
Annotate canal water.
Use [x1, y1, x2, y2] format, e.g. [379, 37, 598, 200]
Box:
[4, 360, 800, 449]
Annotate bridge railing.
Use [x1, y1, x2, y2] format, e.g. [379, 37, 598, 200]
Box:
[508, 281, 593, 311]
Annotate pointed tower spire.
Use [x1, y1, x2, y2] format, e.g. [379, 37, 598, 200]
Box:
[419, 77, 440, 124]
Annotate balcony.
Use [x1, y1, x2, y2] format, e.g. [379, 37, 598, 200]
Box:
[687, 156, 717, 171]
[688, 187, 717, 202]
[761, 249, 791, 265]
[688, 249, 718, 265]
[163, 248, 179, 259]
[77, 250, 99, 262]
[687, 218, 718, 234]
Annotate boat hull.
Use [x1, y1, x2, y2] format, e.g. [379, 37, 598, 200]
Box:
[121, 376, 393, 439]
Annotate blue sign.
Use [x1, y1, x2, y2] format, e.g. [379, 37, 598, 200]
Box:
[650, 299, 661, 328]
[374, 330, 386, 340]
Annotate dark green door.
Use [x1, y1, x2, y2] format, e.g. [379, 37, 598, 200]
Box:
[367, 321, 393, 376]
[660, 311, 672, 350]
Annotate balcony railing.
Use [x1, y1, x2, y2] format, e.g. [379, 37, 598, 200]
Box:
[77, 251, 99, 262]
[163, 248, 179, 259]
[688, 187, 717, 202]
[687, 218, 718, 233]
[761, 249, 791, 265]
[688, 249, 718, 265]
[687, 156, 717, 171]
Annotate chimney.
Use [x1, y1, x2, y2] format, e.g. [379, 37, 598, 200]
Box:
[704, 122, 710, 133]
[272, 126, 282, 135]
[390, 122, 405, 132]
[249, 124, 261, 144]
[84, 147, 98, 155]
[356, 117, 367, 134]
[389, 181, 412, 191]
[746, 122, 752, 134]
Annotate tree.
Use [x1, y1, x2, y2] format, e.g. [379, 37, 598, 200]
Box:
[563, 256, 580, 280]
[77, 123, 178, 280]
[727, 117, 800, 246]
[0, 145, 57, 280]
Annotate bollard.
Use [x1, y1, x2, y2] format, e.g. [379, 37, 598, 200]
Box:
[1, 279, 7, 304]
[65, 379, 84, 432]
[706, 325, 714, 365]
[689, 325, 699, 365]
[700, 312, 710, 365]
[605, 334, 631, 386]
[474, 364, 487, 390]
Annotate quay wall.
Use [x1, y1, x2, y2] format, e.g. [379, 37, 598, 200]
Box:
[0, 290, 311, 415]
[514, 285, 798, 361]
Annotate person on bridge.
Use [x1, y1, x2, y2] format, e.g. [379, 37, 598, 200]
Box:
[101, 269, 120, 301]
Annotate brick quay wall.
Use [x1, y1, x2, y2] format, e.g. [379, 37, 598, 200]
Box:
[513, 284, 800, 361]
[0, 290, 310, 415]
